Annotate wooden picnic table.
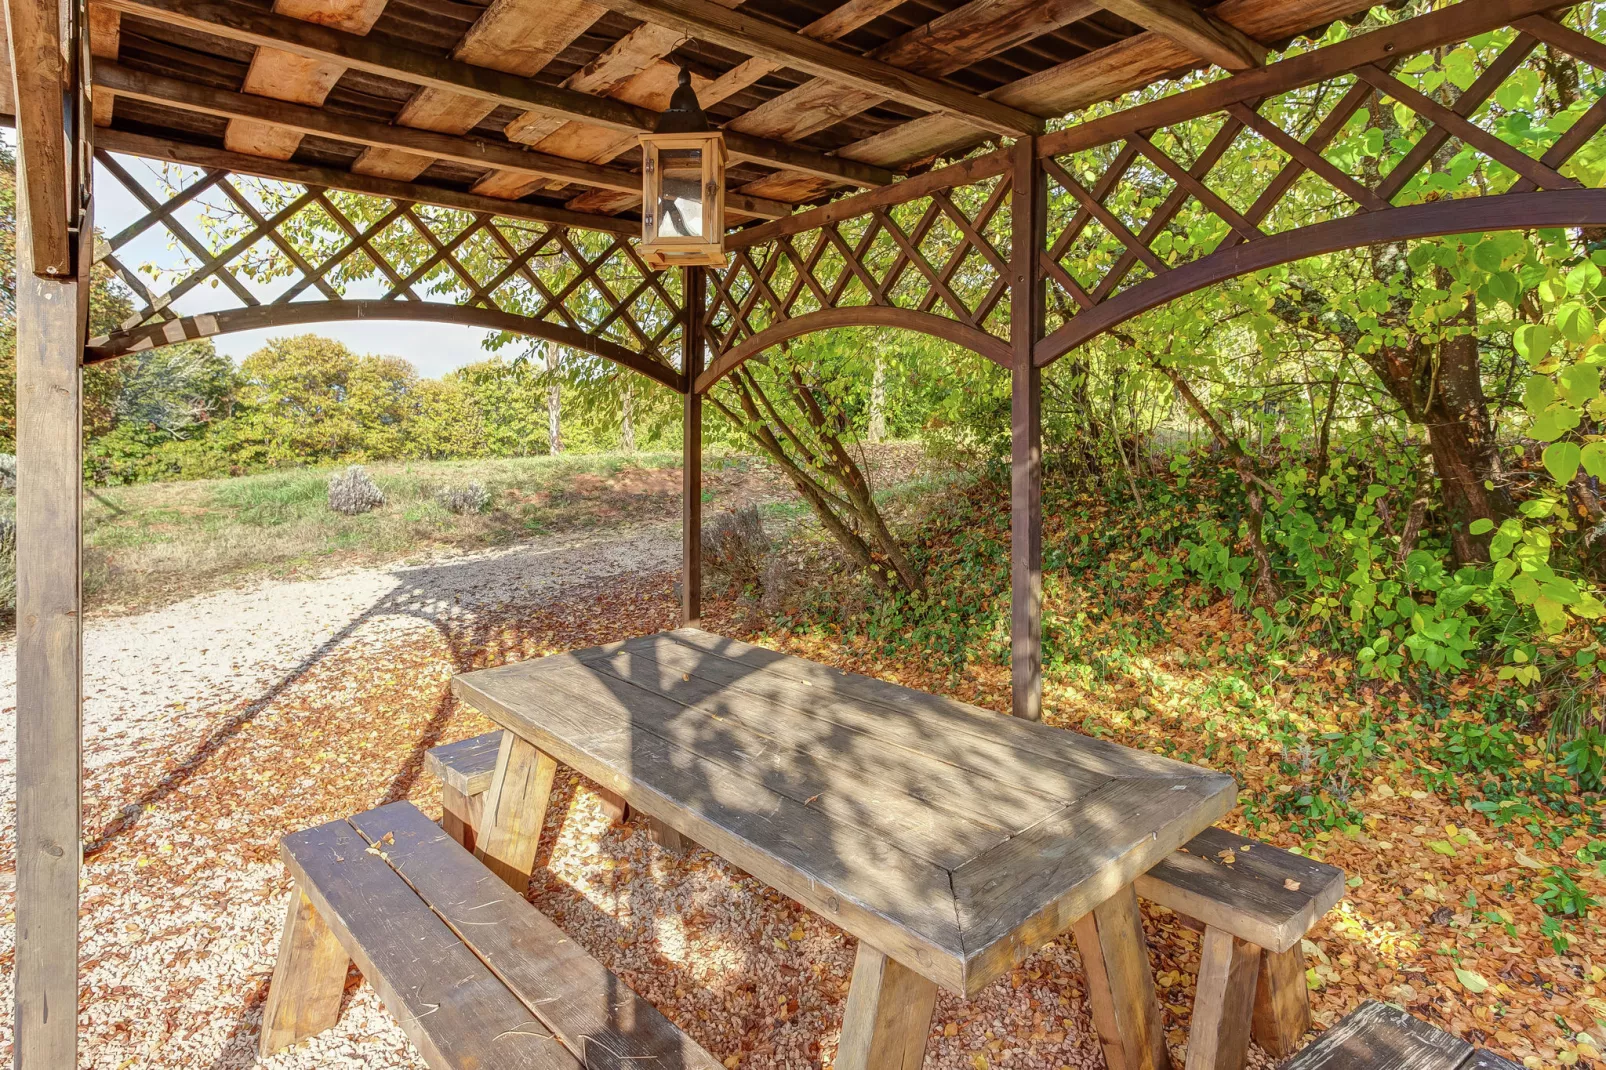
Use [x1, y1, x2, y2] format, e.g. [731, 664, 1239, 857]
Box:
[452, 628, 1237, 1070]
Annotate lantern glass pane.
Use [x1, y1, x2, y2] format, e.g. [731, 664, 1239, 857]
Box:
[656, 147, 704, 240]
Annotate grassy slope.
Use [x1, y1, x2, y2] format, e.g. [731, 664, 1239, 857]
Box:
[82, 451, 773, 612]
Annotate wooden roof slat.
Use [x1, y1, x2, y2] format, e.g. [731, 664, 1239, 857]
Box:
[102, 0, 898, 187]
[89, 4, 121, 127]
[546, 0, 903, 216]
[1095, 0, 1267, 71]
[351, 0, 608, 181]
[729, 0, 1097, 200]
[769, 0, 1378, 202]
[575, 0, 1048, 135]
[223, 0, 389, 162]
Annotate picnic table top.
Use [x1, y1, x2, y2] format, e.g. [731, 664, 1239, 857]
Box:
[451, 628, 1237, 996]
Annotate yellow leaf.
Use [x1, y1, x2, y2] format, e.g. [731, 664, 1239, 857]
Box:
[1515, 850, 1546, 870]
[971, 1055, 990, 1070]
[1284, 878, 1302, 891]
[944, 1022, 959, 1038]
[1217, 850, 1236, 864]
[1455, 968, 1491, 994]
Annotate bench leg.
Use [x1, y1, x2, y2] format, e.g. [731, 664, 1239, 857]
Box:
[474, 732, 559, 893]
[596, 785, 628, 826]
[1071, 884, 1173, 1070]
[1251, 944, 1311, 1057]
[259, 888, 351, 1057]
[1184, 927, 1259, 1070]
[836, 942, 938, 1070]
[441, 782, 485, 853]
[645, 815, 688, 856]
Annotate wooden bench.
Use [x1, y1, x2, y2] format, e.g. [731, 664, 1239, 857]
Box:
[1279, 1001, 1523, 1070]
[427, 732, 1344, 1070]
[1137, 826, 1345, 1070]
[259, 800, 722, 1070]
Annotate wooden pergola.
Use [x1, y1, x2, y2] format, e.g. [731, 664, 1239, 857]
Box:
[7, 0, 1606, 1060]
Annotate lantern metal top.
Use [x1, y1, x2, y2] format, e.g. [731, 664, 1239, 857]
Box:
[656, 69, 712, 134]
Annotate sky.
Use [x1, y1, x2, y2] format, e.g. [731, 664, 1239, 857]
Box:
[40, 132, 515, 380]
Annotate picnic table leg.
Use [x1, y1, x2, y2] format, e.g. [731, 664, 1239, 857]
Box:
[836, 942, 939, 1070]
[259, 887, 351, 1057]
[474, 731, 559, 892]
[440, 781, 484, 853]
[596, 785, 628, 826]
[1071, 885, 1172, 1070]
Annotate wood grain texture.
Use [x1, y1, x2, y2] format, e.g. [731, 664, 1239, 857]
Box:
[1071, 884, 1172, 1070]
[575, 0, 1045, 136]
[1278, 1001, 1471, 1070]
[836, 942, 939, 1070]
[352, 0, 607, 181]
[12, 184, 87, 1068]
[1097, 0, 1267, 70]
[279, 818, 581, 1069]
[452, 628, 1234, 995]
[427, 732, 505, 796]
[225, 0, 387, 160]
[1010, 137, 1043, 722]
[258, 889, 352, 1056]
[440, 782, 484, 852]
[1184, 927, 1259, 1070]
[475, 732, 560, 891]
[1251, 944, 1312, 1057]
[349, 802, 724, 1070]
[6, 0, 75, 274]
[645, 815, 690, 855]
[89, 3, 121, 126]
[1134, 826, 1345, 954]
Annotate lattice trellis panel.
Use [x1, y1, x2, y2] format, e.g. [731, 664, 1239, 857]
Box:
[706, 168, 1013, 368]
[88, 152, 685, 389]
[1036, 6, 1606, 361]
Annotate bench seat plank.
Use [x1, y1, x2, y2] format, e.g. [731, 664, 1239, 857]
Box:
[1136, 827, 1345, 953]
[426, 733, 503, 796]
[1279, 1001, 1472, 1070]
[350, 802, 723, 1070]
[279, 818, 580, 1070]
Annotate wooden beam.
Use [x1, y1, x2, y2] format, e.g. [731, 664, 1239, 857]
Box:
[13, 170, 88, 1070]
[682, 266, 705, 628]
[573, 0, 1046, 136]
[100, 0, 896, 188]
[97, 62, 643, 195]
[94, 127, 643, 235]
[1096, 0, 1266, 71]
[225, 0, 389, 161]
[823, 0, 1383, 186]
[728, 0, 1095, 203]
[6, 0, 75, 274]
[1009, 136, 1044, 722]
[88, 4, 121, 126]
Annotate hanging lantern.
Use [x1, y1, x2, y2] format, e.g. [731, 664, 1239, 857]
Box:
[639, 68, 727, 270]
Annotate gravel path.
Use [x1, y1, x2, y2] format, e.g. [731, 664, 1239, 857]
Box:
[0, 516, 1192, 1070]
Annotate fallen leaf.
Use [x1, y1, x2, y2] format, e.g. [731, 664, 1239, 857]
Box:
[1284, 878, 1302, 891]
[1455, 968, 1491, 994]
[1217, 850, 1236, 864]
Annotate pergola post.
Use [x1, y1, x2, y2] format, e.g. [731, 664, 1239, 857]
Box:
[682, 266, 705, 628]
[1009, 136, 1045, 721]
[13, 174, 91, 1070]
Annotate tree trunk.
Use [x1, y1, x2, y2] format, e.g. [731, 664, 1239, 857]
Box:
[867, 355, 886, 443]
[620, 378, 636, 452]
[544, 340, 562, 455]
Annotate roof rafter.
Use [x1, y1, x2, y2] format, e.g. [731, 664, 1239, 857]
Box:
[575, 0, 1048, 135]
[92, 62, 793, 218]
[1094, 0, 1267, 70]
[100, 0, 898, 188]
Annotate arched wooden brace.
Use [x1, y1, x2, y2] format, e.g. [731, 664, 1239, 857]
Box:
[694, 306, 1011, 395]
[85, 299, 686, 393]
[1035, 188, 1606, 366]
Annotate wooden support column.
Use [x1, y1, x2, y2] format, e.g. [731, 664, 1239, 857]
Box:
[1009, 136, 1045, 721]
[13, 169, 90, 1068]
[682, 266, 705, 628]
[1071, 886, 1173, 1070]
[835, 942, 938, 1070]
[473, 732, 559, 892]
